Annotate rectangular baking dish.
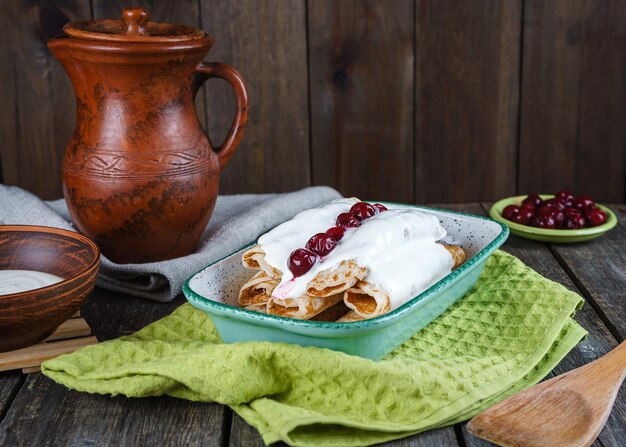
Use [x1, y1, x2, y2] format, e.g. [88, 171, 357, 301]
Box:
[183, 203, 509, 360]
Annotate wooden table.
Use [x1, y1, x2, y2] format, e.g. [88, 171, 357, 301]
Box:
[1, 203, 624, 446]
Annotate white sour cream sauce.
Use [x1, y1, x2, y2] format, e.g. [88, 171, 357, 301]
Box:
[0, 270, 64, 296]
[258, 198, 454, 309]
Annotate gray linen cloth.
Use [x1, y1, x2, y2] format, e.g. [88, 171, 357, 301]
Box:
[0, 184, 341, 301]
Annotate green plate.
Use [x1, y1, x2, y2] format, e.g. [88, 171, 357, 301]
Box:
[490, 195, 617, 243]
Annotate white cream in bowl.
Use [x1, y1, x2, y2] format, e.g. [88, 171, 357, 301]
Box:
[0, 270, 64, 295]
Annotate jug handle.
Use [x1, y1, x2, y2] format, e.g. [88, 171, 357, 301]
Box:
[194, 62, 249, 173]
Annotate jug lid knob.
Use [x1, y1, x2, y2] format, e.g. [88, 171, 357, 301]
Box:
[61, 6, 208, 43]
[122, 7, 150, 36]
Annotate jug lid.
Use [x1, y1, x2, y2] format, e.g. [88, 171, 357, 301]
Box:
[63, 7, 206, 43]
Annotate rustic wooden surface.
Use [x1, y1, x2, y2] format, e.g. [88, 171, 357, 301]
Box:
[309, 0, 414, 202]
[0, 0, 91, 199]
[414, 0, 521, 203]
[518, 0, 626, 202]
[203, 0, 311, 195]
[0, 203, 624, 446]
[1, 0, 624, 203]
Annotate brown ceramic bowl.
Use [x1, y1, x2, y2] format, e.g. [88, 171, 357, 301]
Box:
[0, 225, 100, 352]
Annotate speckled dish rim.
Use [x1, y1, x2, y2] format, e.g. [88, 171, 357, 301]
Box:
[489, 195, 617, 238]
[183, 202, 509, 330]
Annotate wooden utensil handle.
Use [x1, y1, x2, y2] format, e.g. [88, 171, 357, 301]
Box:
[599, 340, 626, 375]
[194, 62, 249, 172]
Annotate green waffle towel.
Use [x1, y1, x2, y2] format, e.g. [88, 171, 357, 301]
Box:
[42, 251, 586, 446]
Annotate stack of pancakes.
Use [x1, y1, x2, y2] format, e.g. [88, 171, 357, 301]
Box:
[238, 244, 465, 322]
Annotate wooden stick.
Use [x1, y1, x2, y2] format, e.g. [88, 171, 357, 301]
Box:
[0, 336, 98, 372]
[45, 318, 91, 342]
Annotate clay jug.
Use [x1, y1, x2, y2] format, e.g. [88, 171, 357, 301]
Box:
[47, 7, 248, 263]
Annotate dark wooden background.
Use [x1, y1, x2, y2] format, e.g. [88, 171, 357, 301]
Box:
[0, 0, 624, 203]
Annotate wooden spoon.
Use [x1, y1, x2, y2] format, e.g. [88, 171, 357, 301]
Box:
[467, 341, 626, 447]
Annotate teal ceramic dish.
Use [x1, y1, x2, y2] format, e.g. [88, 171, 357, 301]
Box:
[490, 195, 617, 243]
[183, 203, 509, 360]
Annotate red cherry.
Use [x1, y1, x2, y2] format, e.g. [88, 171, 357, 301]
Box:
[585, 208, 607, 227]
[516, 207, 535, 225]
[305, 233, 337, 257]
[520, 203, 536, 212]
[573, 195, 595, 210]
[522, 194, 543, 207]
[555, 190, 575, 204]
[350, 202, 377, 220]
[563, 207, 583, 217]
[544, 198, 566, 211]
[531, 214, 557, 229]
[288, 248, 318, 277]
[336, 212, 362, 228]
[564, 215, 586, 230]
[550, 210, 566, 228]
[511, 212, 531, 225]
[502, 205, 520, 220]
[326, 226, 345, 241]
[536, 204, 555, 216]
[372, 203, 388, 213]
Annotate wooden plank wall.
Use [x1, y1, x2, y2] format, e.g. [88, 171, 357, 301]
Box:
[0, 0, 624, 203]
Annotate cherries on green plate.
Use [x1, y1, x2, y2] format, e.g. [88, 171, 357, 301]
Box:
[490, 192, 617, 243]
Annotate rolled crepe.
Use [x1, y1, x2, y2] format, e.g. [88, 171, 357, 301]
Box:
[306, 260, 367, 297]
[268, 294, 343, 320]
[244, 303, 268, 313]
[336, 310, 365, 323]
[238, 271, 279, 306]
[343, 281, 391, 318]
[311, 301, 351, 322]
[242, 245, 280, 278]
[444, 244, 466, 269]
[242, 248, 366, 299]
[344, 244, 466, 319]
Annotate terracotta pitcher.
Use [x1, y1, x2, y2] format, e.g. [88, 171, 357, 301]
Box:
[48, 7, 248, 263]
